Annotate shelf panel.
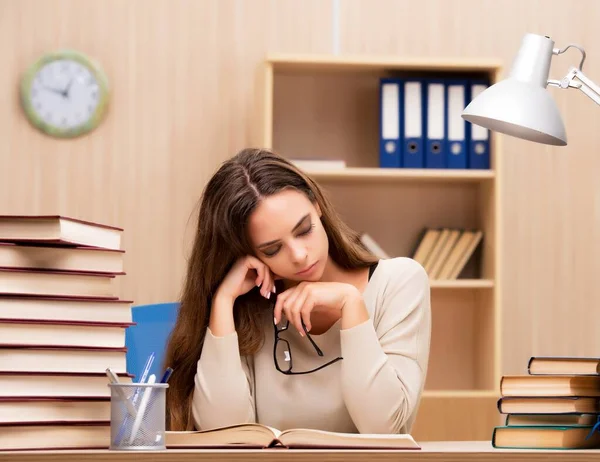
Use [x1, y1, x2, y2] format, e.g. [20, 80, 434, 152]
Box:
[413, 393, 502, 441]
[268, 53, 503, 73]
[430, 279, 494, 289]
[425, 291, 496, 390]
[423, 390, 499, 398]
[302, 167, 494, 183]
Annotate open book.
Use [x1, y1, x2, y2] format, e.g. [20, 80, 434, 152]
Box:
[166, 423, 420, 449]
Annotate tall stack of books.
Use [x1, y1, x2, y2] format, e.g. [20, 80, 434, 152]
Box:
[0, 215, 134, 451]
[493, 356, 600, 449]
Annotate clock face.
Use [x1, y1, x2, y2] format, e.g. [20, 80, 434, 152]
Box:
[20, 50, 109, 138]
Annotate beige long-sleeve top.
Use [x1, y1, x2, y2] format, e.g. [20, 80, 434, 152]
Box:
[192, 257, 431, 434]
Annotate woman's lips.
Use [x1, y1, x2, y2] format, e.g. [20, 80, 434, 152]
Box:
[296, 261, 317, 276]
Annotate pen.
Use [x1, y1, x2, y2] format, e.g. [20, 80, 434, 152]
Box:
[114, 352, 155, 445]
[129, 373, 156, 444]
[160, 367, 173, 384]
[105, 368, 138, 418]
[136, 352, 155, 391]
[105, 367, 120, 384]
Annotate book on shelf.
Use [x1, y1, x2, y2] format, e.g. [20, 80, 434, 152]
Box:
[0, 319, 133, 349]
[0, 372, 132, 399]
[290, 159, 346, 171]
[0, 214, 133, 451]
[493, 355, 600, 449]
[411, 227, 482, 279]
[359, 233, 390, 259]
[166, 423, 420, 450]
[0, 242, 125, 274]
[0, 215, 123, 250]
[427, 229, 461, 278]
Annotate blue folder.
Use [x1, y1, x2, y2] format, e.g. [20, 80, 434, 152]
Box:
[445, 79, 468, 169]
[467, 80, 491, 169]
[379, 78, 402, 168]
[125, 302, 179, 380]
[425, 79, 446, 169]
[401, 79, 425, 168]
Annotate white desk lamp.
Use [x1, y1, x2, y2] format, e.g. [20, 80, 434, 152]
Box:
[462, 33, 600, 146]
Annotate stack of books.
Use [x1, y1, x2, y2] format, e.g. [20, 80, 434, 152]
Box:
[411, 227, 482, 279]
[0, 215, 134, 451]
[493, 356, 600, 449]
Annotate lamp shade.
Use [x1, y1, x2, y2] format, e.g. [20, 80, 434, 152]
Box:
[462, 33, 567, 146]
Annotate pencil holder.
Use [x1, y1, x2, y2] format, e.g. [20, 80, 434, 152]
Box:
[108, 382, 169, 451]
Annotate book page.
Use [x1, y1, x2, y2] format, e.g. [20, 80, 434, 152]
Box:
[278, 428, 420, 449]
[166, 423, 277, 448]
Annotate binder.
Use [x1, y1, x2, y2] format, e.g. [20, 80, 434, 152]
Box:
[467, 80, 491, 169]
[379, 78, 402, 168]
[446, 80, 468, 169]
[424, 80, 446, 169]
[401, 80, 425, 168]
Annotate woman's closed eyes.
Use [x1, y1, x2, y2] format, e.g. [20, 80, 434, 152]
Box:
[262, 223, 315, 258]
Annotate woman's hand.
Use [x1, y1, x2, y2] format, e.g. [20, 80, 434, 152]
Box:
[216, 255, 276, 302]
[273, 281, 361, 335]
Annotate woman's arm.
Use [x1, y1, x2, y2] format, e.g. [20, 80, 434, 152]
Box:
[339, 258, 431, 434]
[191, 293, 256, 430]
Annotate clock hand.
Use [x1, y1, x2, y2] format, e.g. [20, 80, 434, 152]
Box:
[63, 78, 74, 98]
[42, 85, 65, 96]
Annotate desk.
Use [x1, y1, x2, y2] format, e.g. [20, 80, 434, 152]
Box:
[2, 442, 600, 462]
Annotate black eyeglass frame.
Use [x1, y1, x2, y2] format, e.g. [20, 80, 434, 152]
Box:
[271, 296, 343, 375]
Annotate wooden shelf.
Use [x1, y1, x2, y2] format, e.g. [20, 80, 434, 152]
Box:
[430, 279, 494, 289]
[267, 53, 503, 73]
[423, 390, 499, 398]
[301, 167, 494, 183]
[264, 54, 503, 442]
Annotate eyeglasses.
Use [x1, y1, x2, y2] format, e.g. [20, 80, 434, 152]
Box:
[271, 295, 343, 375]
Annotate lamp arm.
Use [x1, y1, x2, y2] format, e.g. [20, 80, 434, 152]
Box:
[547, 67, 600, 106]
[546, 43, 600, 106]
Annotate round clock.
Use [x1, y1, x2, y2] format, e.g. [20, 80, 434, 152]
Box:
[20, 49, 109, 138]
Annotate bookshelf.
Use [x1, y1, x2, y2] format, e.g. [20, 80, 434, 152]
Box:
[261, 54, 503, 442]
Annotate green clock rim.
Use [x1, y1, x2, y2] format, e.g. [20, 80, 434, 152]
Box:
[20, 49, 110, 139]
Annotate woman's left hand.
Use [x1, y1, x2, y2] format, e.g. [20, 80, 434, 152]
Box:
[273, 281, 360, 335]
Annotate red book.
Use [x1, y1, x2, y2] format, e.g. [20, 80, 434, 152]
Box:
[0, 268, 119, 299]
[0, 319, 134, 349]
[0, 215, 123, 250]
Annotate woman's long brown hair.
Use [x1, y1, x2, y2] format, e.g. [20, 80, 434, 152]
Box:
[163, 148, 378, 430]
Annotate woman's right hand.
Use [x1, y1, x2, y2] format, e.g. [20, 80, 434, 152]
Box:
[215, 255, 276, 302]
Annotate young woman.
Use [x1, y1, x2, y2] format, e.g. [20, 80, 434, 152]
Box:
[163, 148, 431, 435]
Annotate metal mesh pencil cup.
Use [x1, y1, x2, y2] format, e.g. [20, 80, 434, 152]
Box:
[108, 382, 169, 450]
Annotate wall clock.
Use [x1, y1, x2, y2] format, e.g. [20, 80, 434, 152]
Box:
[20, 49, 110, 138]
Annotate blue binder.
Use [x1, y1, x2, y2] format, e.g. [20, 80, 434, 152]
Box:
[467, 80, 491, 169]
[125, 302, 179, 380]
[379, 78, 402, 168]
[445, 80, 468, 169]
[401, 79, 425, 168]
[424, 79, 446, 169]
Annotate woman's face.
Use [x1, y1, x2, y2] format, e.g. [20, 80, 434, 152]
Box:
[247, 189, 329, 282]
